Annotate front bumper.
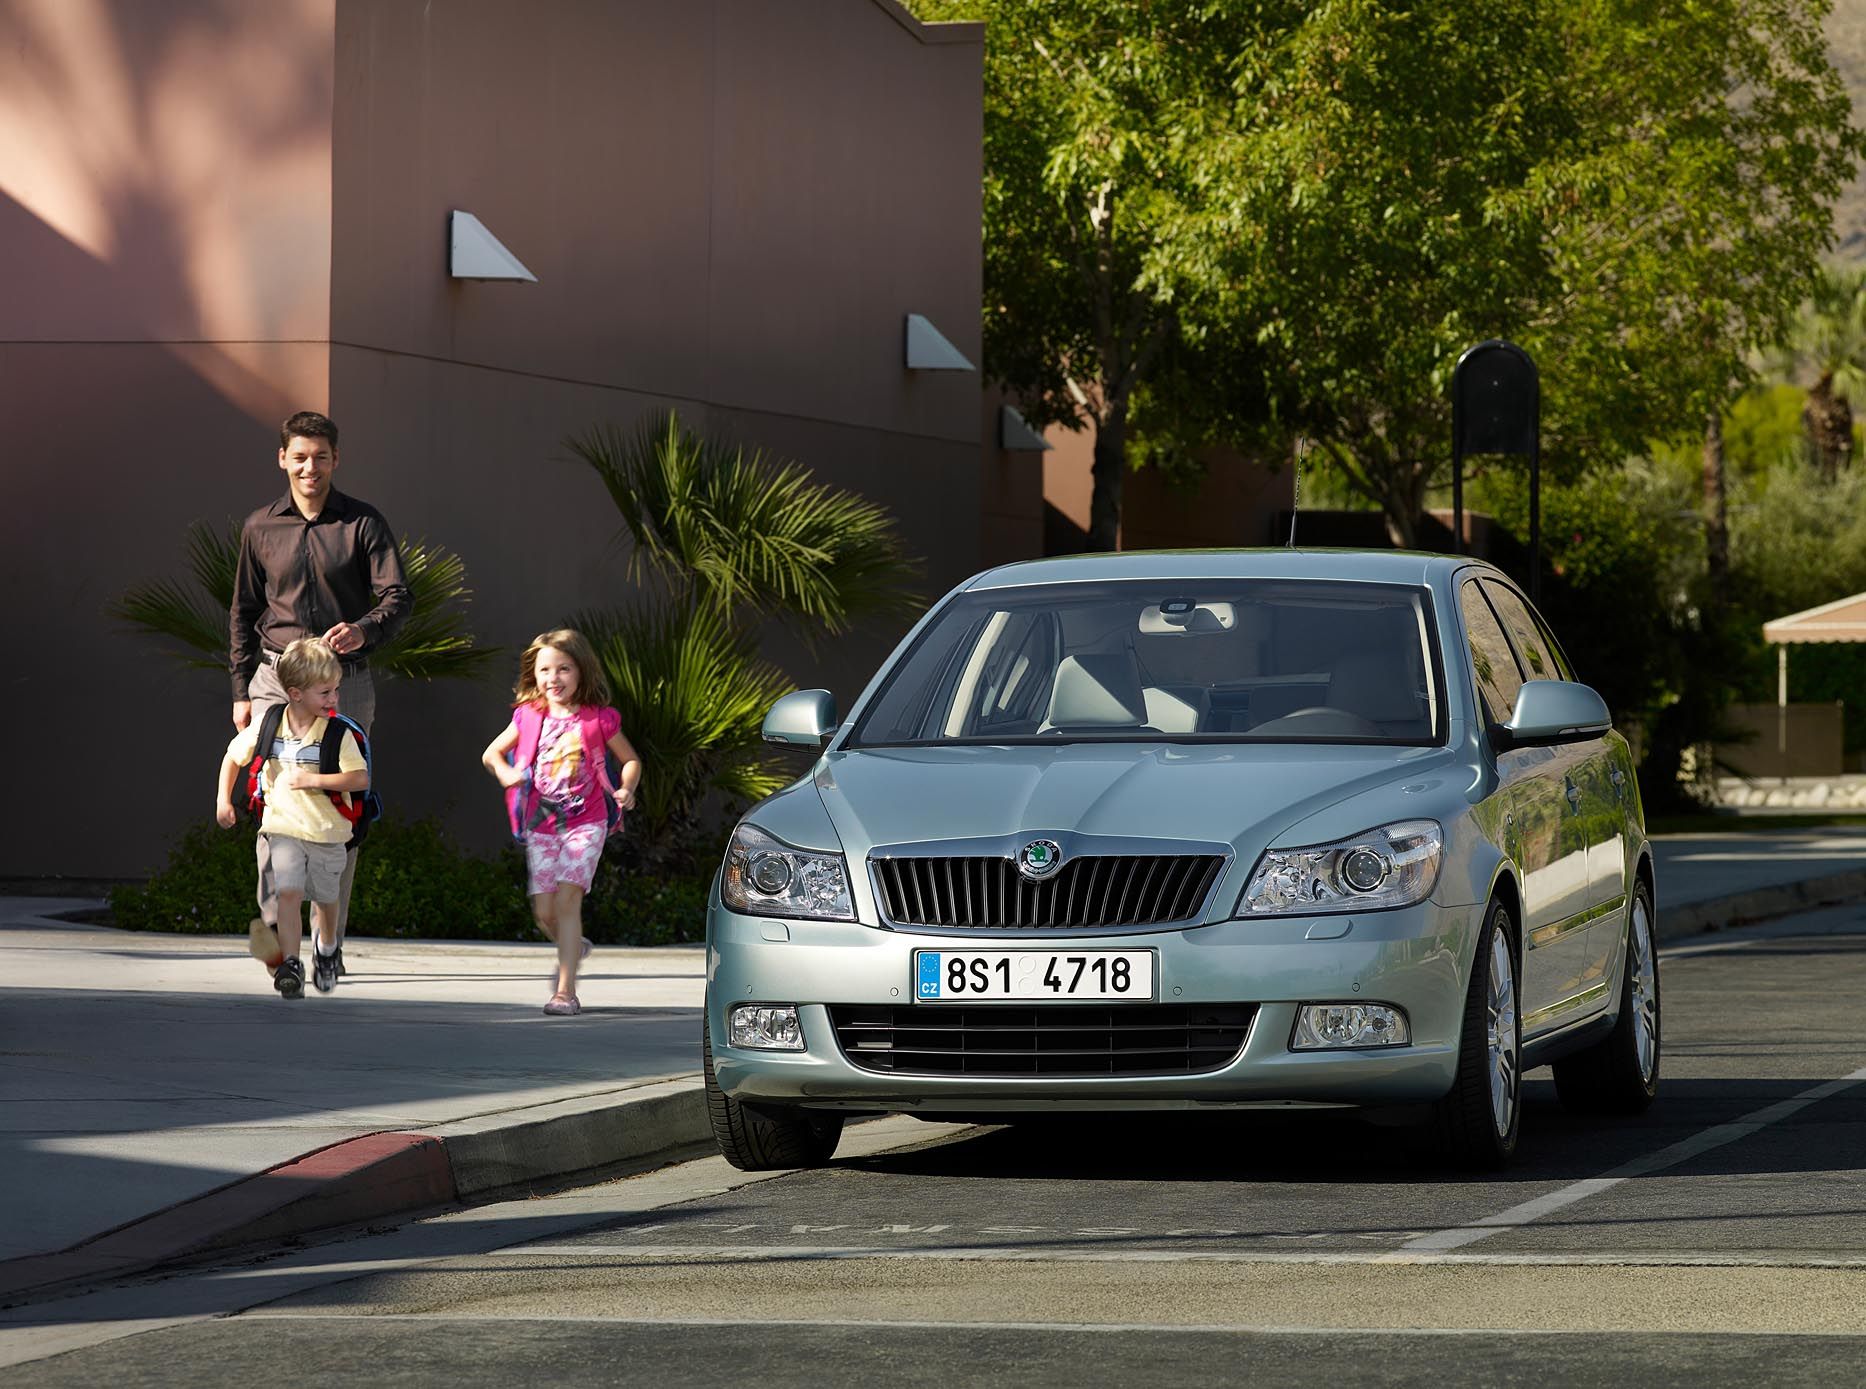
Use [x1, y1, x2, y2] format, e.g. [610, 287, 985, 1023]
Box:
[706, 896, 1479, 1114]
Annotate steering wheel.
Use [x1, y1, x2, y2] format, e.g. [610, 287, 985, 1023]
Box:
[1252, 706, 1382, 737]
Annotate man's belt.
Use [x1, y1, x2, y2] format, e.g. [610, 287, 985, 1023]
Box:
[259, 645, 369, 672]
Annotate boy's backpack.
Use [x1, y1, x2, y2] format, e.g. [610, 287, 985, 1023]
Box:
[242, 704, 383, 849]
[504, 702, 621, 842]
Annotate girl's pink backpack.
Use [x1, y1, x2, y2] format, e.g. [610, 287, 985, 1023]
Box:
[505, 703, 620, 840]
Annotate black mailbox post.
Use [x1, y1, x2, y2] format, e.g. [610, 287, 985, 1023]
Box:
[1451, 339, 1541, 600]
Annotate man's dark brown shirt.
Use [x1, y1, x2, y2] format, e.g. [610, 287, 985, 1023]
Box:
[229, 489, 411, 699]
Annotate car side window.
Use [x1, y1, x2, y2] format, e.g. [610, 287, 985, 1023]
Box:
[1481, 581, 1572, 682]
[1460, 581, 1524, 726]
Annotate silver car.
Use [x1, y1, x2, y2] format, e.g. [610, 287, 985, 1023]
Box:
[703, 550, 1660, 1168]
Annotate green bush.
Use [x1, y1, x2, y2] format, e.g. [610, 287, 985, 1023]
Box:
[108, 816, 711, 946]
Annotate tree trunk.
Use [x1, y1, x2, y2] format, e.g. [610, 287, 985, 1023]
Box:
[1702, 410, 1728, 602]
[1087, 406, 1128, 552]
[1803, 375, 1853, 481]
[1377, 461, 1426, 550]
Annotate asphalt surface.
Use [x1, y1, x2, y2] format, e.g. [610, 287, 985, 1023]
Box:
[5, 904, 1863, 1387]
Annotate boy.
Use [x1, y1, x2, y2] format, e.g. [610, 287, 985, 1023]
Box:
[215, 638, 370, 998]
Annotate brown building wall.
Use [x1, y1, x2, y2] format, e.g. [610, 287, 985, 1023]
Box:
[1, 0, 984, 877]
[1, 0, 337, 879]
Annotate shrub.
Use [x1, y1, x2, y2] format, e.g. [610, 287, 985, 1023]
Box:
[108, 817, 710, 946]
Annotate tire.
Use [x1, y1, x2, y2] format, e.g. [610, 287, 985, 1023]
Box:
[1553, 880, 1661, 1115]
[703, 1010, 844, 1171]
[1429, 898, 1522, 1167]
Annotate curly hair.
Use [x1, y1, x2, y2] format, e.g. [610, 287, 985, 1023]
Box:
[513, 628, 612, 709]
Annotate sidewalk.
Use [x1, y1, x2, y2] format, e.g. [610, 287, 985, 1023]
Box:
[0, 899, 704, 1295]
[7, 823, 1866, 1301]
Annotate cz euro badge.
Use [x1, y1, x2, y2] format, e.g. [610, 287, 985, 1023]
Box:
[916, 952, 942, 999]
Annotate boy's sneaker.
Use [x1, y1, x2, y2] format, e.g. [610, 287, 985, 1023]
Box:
[331, 943, 347, 978]
[274, 956, 305, 999]
[312, 949, 338, 994]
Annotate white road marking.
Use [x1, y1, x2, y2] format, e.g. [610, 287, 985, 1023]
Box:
[1388, 1066, 1866, 1257]
[495, 1244, 1866, 1269]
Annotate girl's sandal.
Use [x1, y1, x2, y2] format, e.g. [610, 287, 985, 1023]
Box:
[543, 992, 581, 1017]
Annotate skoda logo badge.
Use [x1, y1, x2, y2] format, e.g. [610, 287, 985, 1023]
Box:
[1017, 839, 1063, 881]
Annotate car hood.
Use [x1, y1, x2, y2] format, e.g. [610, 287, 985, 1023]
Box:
[814, 742, 1457, 860]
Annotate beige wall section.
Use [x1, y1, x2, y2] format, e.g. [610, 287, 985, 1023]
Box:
[323, 0, 988, 855]
[1124, 449, 1295, 552]
[330, 0, 982, 439]
[2, 0, 981, 877]
[1, 0, 337, 879]
[0, 0, 334, 345]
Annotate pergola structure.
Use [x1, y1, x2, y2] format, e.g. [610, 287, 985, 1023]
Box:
[1760, 592, 1866, 769]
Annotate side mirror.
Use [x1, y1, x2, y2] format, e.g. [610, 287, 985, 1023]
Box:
[1495, 680, 1611, 750]
[763, 689, 838, 748]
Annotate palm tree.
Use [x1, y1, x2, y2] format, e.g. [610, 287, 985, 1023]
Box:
[563, 411, 923, 868]
[564, 412, 920, 637]
[577, 605, 794, 873]
[1779, 265, 1866, 481]
[111, 520, 495, 682]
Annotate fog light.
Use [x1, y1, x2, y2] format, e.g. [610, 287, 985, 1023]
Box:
[1292, 1003, 1410, 1050]
[729, 1003, 805, 1051]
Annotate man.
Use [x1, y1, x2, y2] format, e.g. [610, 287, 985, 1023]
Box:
[231, 411, 409, 976]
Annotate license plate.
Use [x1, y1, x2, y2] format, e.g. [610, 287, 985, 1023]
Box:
[913, 950, 1155, 1003]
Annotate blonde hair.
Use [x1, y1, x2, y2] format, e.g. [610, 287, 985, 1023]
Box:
[513, 628, 611, 709]
[278, 636, 340, 692]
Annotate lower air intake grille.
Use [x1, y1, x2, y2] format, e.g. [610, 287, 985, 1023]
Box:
[830, 1003, 1255, 1078]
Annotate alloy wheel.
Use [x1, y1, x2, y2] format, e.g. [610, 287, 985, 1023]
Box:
[1486, 928, 1519, 1138]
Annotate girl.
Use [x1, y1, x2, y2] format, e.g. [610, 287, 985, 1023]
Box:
[482, 629, 642, 1016]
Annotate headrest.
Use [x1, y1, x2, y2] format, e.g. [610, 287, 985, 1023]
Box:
[1046, 654, 1147, 727]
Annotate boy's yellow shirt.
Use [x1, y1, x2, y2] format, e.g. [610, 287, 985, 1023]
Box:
[225, 712, 366, 845]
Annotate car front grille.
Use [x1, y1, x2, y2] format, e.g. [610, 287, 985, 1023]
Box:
[870, 854, 1225, 929]
[830, 1003, 1255, 1078]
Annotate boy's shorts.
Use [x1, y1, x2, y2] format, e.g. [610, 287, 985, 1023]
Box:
[266, 834, 346, 904]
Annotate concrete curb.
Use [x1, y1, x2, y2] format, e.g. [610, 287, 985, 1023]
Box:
[0, 1077, 707, 1305]
[1659, 867, 1866, 942]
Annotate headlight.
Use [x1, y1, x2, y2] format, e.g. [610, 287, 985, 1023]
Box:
[1238, 819, 1443, 916]
[721, 823, 855, 921]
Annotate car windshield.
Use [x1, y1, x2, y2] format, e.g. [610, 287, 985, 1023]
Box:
[848, 578, 1443, 747]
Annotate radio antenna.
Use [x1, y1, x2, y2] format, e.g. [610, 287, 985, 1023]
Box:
[1287, 436, 1307, 548]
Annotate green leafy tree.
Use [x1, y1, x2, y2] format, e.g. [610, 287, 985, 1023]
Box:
[564, 412, 922, 870]
[1232, 0, 1857, 545]
[1768, 265, 1866, 480]
[909, 0, 1275, 551]
[917, 0, 1859, 549]
[111, 521, 495, 682]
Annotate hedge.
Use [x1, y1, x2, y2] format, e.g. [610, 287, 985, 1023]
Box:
[108, 817, 711, 945]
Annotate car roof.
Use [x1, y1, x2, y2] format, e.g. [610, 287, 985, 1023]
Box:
[964, 548, 1492, 591]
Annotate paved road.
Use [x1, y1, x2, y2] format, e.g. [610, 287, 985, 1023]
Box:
[5, 903, 1863, 1386]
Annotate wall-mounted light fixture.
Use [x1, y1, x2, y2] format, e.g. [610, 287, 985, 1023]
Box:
[904, 313, 974, 371]
[999, 404, 1051, 451]
[449, 210, 537, 282]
